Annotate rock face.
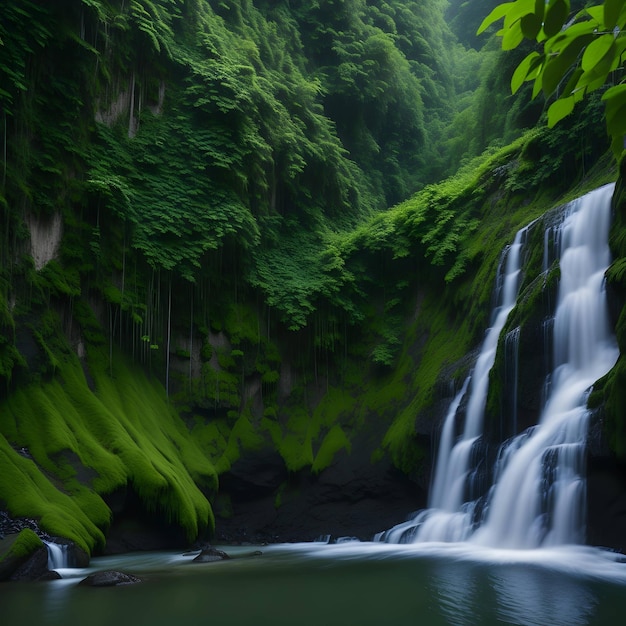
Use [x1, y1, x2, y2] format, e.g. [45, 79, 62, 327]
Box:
[7, 546, 54, 582]
[102, 485, 191, 555]
[79, 570, 142, 587]
[215, 438, 422, 544]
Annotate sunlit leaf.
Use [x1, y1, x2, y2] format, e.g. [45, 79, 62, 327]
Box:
[581, 34, 615, 73]
[541, 33, 594, 96]
[502, 20, 525, 49]
[547, 96, 575, 127]
[477, 2, 515, 34]
[511, 51, 542, 93]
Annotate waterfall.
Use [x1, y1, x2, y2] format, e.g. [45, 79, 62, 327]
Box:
[377, 227, 529, 543]
[474, 183, 619, 548]
[44, 541, 70, 569]
[378, 183, 618, 548]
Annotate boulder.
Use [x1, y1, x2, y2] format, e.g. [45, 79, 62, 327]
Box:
[0, 529, 45, 581]
[9, 546, 53, 582]
[192, 546, 230, 563]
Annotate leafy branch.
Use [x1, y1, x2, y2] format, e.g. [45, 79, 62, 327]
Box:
[479, 0, 626, 155]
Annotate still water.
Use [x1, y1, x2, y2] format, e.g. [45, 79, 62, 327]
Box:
[2, 542, 626, 625]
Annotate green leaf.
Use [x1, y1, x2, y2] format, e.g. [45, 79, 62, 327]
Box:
[503, 0, 537, 28]
[521, 13, 542, 38]
[543, 0, 570, 38]
[541, 32, 594, 96]
[502, 20, 524, 50]
[581, 34, 615, 73]
[606, 103, 626, 138]
[602, 82, 626, 104]
[477, 2, 515, 35]
[547, 95, 575, 127]
[511, 51, 543, 93]
[534, 0, 546, 23]
[560, 67, 584, 97]
[604, 0, 626, 29]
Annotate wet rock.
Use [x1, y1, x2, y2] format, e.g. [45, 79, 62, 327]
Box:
[0, 530, 46, 582]
[192, 546, 231, 563]
[78, 570, 142, 587]
[8, 546, 50, 582]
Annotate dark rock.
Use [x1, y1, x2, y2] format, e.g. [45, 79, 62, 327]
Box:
[192, 546, 230, 563]
[78, 570, 142, 587]
[102, 485, 189, 554]
[9, 546, 50, 582]
[67, 542, 90, 568]
[219, 448, 288, 499]
[215, 430, 422, 544]
[38, 570, 63, 580]
[587, 455, 626, 554]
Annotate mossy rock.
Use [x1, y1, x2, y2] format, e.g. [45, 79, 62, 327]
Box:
[0, 529, 43, 581]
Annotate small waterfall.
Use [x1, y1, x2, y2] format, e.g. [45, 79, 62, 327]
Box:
[44, 541, 70, 569]
[378, 183, 618, 548]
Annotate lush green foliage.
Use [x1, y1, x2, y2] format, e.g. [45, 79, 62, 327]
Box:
[479, 0, 626, 156]
[0, 0, 623, 550]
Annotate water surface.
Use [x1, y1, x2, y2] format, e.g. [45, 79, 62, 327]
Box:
[2, 542, 625, 625]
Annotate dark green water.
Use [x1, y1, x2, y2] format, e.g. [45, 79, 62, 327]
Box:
[2, 542, 626, 625]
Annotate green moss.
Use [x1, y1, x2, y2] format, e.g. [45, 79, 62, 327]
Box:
[0, 528, 42, 562]
[311, 425, 351, 473]
[191, 362, 240, 409]
[603, 357, 626, 459]
[268, 407, 315, 473]
[382, 293, 471, 470]
[602, 156, 626, 458]
[0, 528, 44, 581]
[0, 435, 105, 553]
[0, 346, 218, 552]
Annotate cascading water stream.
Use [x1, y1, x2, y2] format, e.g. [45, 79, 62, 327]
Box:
[44, 541, 70, 569]
[473, 183, 619, 548]
[377, 183, 619, 548]
[377, 227, 529, 543]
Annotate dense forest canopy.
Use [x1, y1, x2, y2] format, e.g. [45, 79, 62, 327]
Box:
[0, 0, 616, 423]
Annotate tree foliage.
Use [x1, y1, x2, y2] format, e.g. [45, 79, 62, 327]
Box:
[479, 0, 626, 156]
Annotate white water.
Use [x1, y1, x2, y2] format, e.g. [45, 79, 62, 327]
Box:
[45, 541, 70, 570]
[474, 183, 619, 548]
[378, 183, 619, 549]
[378, 226, 529, 543]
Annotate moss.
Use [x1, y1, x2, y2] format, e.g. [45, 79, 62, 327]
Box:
[0, 345, 218, 552]
[0, 528, 44, 581]
[205, 408, 267, 475]
[191, 361, 240, 409]
[602, 156, 626, 458]
[0, 528, 42, 562]
[267, 407, 315, 473]
[311, 425, 351, 473]
[0, 435, 105, 554]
